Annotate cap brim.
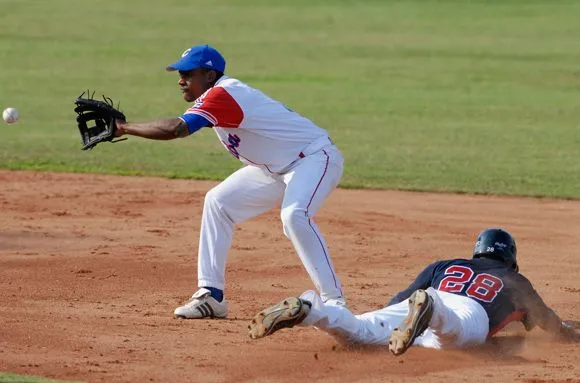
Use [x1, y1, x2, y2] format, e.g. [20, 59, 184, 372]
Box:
[165, 59, 199, 72]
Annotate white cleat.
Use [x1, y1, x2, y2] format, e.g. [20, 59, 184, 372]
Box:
[173, 288, 228, 319]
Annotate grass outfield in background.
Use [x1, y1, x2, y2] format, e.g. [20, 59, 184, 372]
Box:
[0, 372, 79, 383]
[0, 0, 579, 198]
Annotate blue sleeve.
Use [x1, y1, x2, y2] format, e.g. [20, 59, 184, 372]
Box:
[179, 113, 213, 134]
[387, 262, 439, 306]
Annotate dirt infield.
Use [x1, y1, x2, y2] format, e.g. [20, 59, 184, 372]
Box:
[1, 170, 579, 383]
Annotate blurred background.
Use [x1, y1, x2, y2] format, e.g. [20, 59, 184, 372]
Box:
[0, 0, 579, 197]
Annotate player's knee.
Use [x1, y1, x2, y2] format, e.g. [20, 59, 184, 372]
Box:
[204, 187, 221, 206]
[280, 206, 308, 235]
[203, 185, 239, 223]
[203, 186, 230, 213]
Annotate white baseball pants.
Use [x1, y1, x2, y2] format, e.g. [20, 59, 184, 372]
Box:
[197, 144, 344, 301]
[299, 287, 489, 349]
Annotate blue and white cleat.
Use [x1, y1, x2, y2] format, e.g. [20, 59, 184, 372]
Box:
[174, 288, 228, 319]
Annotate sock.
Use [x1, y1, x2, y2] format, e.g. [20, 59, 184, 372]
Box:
[203, 286, 224, 302]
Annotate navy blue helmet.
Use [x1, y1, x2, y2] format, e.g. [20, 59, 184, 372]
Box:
[473, 228, 518, 272]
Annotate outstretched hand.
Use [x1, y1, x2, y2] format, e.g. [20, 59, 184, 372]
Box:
[563, 320, 580, 329]
[560, 321, 580, 342]
[115, 119, 127, 137]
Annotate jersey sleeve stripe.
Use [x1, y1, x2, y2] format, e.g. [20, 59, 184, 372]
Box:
[185, 109, 218, 126]
[179, 114, 210, 133]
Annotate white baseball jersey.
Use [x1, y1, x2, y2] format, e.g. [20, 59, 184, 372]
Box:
[182, 76, 345, 302]
[182, 76, 332, 173]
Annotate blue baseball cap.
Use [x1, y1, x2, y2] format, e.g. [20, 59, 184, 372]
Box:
[166, 44, 226, 73]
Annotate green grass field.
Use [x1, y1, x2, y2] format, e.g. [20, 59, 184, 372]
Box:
[0, 0, 579, 199]
[0, 373, 77, 383]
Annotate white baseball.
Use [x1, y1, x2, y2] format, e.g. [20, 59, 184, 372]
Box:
[3, 107, 19, 124]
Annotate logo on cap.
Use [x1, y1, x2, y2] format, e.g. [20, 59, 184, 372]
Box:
[181, 48, 191, 58]
[205, 60, 213, 66]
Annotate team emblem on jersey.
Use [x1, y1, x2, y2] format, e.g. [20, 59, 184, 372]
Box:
[221, 134, 241, 159]
[192, 95, 206, 109]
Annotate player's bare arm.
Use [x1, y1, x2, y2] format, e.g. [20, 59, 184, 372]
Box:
[116, 118, 190, 140]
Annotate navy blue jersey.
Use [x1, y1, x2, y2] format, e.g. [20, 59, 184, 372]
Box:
[388, 258, 560, 336]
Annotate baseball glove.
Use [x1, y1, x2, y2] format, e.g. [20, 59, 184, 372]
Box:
[74, 91, 127, 150]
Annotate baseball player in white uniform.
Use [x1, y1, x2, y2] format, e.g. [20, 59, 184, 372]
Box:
[248, 229, 580, 354]
[114, 44, 345, 318]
